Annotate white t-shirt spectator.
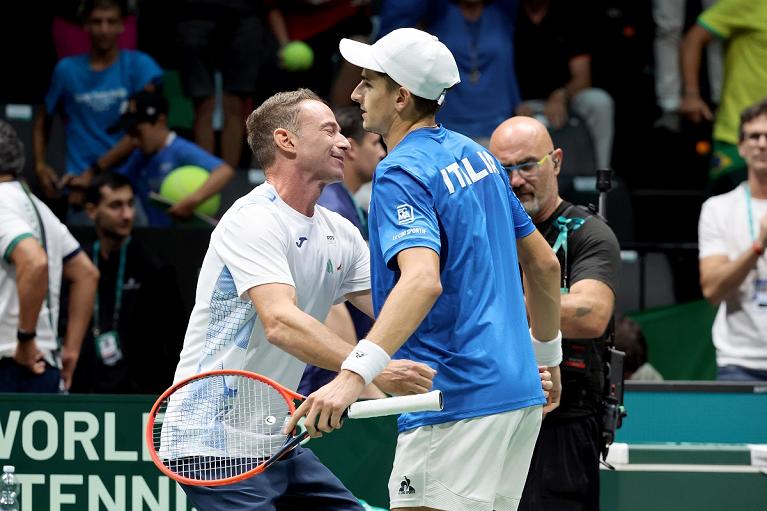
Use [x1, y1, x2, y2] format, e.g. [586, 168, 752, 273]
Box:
[0, 181, 80, 362]
[699, 182, 767, 370]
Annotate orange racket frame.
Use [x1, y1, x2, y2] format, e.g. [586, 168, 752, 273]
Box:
[145, 369, 305, 486]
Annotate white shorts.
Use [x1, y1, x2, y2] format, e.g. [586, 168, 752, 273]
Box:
[388, 406, 542, 511]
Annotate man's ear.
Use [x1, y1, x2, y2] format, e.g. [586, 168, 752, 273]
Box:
[394, 86, 411, 114]
[85, 202, 98, 221]
[552, 148, 563, 176]
[274, 128, 297, 155]
[346, 138, 358, 160]
[737, 139, 747, 160]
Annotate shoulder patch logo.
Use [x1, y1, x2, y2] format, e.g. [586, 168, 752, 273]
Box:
[396, 204, 415, 225]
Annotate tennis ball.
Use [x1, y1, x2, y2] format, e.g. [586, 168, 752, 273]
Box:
[160, 165, 220, 217]
[282, 41, 314, 72]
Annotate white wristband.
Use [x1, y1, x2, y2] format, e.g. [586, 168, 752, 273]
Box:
[530, 329, 563, 367]
[340, 339, 391, 386]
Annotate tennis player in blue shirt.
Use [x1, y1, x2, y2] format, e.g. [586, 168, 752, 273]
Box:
[287, 28, 563, 511]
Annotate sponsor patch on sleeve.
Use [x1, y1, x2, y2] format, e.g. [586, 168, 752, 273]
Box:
[392, 227, 427, 241]
[396, 204, 415, 225]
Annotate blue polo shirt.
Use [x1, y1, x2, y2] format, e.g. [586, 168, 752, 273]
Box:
[45, 50, 163, 175]
[368, 125, 545, 432]
[117, 133, 223, 226]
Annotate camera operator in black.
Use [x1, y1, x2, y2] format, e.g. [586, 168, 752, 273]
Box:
[491, 117, 621, 510]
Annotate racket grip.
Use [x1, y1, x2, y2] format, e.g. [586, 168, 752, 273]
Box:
[347, 390, 443, 419]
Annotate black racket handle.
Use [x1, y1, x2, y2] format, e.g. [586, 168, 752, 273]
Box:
[262, 430, 310, 470]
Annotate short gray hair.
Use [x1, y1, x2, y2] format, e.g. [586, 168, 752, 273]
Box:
[0, 120, 24, 177]
[246, 89, 324, 170]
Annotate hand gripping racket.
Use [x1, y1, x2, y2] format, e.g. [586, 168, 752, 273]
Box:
[146, 369, 443, 486]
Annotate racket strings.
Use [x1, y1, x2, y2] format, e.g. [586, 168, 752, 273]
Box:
[152, 374, 291, 481]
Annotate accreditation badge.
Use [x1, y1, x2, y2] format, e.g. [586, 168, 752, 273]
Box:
[95, 330, 123, 366]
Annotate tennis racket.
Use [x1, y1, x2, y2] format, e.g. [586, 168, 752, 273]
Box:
[146, 369, 443, 486]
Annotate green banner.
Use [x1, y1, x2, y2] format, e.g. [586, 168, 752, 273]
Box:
[0, 393, 396, 510]
[628, 300, 718, 380]
[0, 394, 194, 511]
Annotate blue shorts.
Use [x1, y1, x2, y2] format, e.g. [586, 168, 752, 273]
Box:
[180, 446, 365, 511]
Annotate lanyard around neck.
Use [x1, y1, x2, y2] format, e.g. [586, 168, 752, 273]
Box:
[92, 237, 129, 335]
[745, 183, 757, 241]
[552, 215, 586, 292]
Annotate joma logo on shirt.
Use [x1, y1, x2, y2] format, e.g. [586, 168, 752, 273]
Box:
[440, 151, 501, 194]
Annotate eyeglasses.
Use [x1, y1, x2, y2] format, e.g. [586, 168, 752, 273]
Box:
[744, 131, 767, 143]
[503, 150, 555, 178]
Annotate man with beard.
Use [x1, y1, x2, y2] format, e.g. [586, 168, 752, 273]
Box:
[68, 172, 185, 393]
[490, 116, 621, 511]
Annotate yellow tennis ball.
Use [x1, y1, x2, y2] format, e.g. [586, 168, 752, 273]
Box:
[282, 41, 314, 72]
[160, 165, 220, 216]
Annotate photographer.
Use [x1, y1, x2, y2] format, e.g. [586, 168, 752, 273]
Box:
[490, 116, 621, 510]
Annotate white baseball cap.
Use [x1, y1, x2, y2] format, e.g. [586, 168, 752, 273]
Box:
[339, 28, 460, 105]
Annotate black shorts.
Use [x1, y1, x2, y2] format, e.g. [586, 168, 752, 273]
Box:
[0, 358, 61, 393]
[518, 414, 601, 511]
[176, 12, 266, 99]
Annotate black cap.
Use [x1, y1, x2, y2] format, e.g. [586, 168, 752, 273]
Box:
[108, 90, 168, 134]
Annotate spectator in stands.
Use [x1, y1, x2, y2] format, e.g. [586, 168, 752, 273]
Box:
[112, 90, 235, 226]
[298, 106, 385, 395]
[515, 0, 614, 170]
[176, 0, 270, 169]
[262, 0, 374, 107]
[33, 0, 163, 219]
[653, 0, 722, 132]
[698, 98, 767, 382]
[681, 0, 767, 194]
[378, 0, 520, 144]
[0, 120, 98, 392]
[614, 316, 663, 381]
[68, 172, 185, 393]
[52, 0, 138, 59]
[489, 115, 621, 511]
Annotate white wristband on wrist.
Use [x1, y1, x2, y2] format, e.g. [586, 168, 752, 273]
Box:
[530, 328, 563, 367]
[340, 339, 391, 385]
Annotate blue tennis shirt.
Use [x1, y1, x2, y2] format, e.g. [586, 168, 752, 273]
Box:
[368, 125, 545, 432]
[45, 50, 163, 175]
[118, 133, 223, 226]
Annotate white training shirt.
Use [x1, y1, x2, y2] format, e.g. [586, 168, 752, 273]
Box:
[699, 182, 767, 370]
[0, 181, 80, 362]
[173, 182, 371, 391]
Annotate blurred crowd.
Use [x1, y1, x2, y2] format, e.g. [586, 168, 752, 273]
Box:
[1, 0, 766, 392]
